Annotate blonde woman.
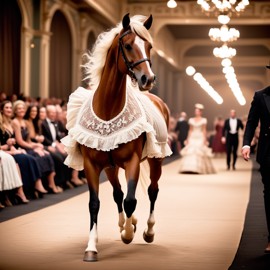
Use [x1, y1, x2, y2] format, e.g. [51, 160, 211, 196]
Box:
[0, 109, 29, 205]
[12, 100, 62, 194]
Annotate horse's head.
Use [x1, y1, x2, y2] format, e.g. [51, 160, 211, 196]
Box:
[118, 13, 156, 91]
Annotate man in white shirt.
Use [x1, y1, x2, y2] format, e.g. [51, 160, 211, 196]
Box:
[222, 109, 244, 170]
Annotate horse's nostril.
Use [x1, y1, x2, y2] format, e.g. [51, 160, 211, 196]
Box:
[141, 75, 147, 85]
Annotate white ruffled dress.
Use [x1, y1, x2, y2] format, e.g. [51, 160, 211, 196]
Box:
[178, 117, 216, 174]
[61, 85, 172, 170]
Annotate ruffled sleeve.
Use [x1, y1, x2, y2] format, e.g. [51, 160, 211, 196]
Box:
[61, 87, 92, 170]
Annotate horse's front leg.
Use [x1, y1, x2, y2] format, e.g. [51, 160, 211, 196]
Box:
[81, 148, 102, 262]
[105, 166, 126, 232]
[121, 157, 141, 244]
[143, 158, 163, 243]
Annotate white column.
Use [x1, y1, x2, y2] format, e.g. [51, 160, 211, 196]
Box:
[20, 28, 33, 97]
[40, 32, 51, 98]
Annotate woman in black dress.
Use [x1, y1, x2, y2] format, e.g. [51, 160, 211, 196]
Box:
[0, 101, 47, 200]
[11, 100, 63, 194]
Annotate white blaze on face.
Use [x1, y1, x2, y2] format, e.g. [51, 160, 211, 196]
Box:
[134, 36, 154, 77]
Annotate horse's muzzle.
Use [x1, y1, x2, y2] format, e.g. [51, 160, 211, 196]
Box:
[139, 74, 156, 91]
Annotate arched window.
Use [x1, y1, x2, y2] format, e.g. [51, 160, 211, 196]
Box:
[49, 10, 72, 99]
[0, 0, 21, 97]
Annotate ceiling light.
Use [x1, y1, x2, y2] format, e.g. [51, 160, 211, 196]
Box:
[186, 67, 223, 104]
[209, 25, 239, 43]
[213, 44, 236, 59]
[197, 0, 249, 18]
[218, 14, 230, 24]
[186, 66, 196, 76]
[167, 0, 177, 9]
[222, 62, 246, 105]
[221, 58, 232, 67]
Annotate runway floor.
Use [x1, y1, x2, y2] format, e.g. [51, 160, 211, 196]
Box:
[0, 155, 268, 270]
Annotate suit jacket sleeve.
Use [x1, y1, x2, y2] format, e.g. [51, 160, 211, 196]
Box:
[222, 120, 228, 137]
[243, 92, 260, 146]
[41, 121, 53, 146]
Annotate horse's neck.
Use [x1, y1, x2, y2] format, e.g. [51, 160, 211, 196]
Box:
[93, 48, 126, 121]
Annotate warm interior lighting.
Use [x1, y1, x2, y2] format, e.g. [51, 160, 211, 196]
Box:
[221, 58, 232, 67]
[197, 0, 249, 17]
[213, 44, 236, 59]
[197, 0, 247, 105]
[186, 66, 196, 76]
[218, 14, 230, 24]
[186, 66, 223, 104]
[167, 0, 177, 9]
[222, 62, 246, 105]
[209, 25, 239, 43]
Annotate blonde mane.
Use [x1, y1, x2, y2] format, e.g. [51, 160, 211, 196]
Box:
[81, 15, 153, 91]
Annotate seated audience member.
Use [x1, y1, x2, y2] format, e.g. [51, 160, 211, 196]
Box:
[0, 111, 29, 205]
[0, 149, 29, 206]
[41, 105, 84, 187]
[0, 100, 48, 199]
[12, 100, 62, 194]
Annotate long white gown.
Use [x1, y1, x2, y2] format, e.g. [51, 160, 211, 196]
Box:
[0, 150, 22, 191]
[178, 117, 216, 174]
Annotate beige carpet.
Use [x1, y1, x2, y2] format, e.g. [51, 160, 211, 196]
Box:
[0, 157, 252, 270]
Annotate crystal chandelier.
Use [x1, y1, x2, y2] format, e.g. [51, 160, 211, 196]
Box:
[197, 0, 249, 18]
[209, 25, 239, 43]
[213, 44, 236, 58]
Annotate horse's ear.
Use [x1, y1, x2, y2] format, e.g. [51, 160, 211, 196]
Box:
[122, 13, 130, 30]
[144, 14, 153, 30]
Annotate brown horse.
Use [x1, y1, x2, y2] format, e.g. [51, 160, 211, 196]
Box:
[63, 14, 171, 262]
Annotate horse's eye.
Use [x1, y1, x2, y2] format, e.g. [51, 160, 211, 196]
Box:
[124, 44, 132, 51]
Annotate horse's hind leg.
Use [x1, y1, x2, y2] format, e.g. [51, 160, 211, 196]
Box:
[143, 157, 163, 243]
[105, 166, 125, 232]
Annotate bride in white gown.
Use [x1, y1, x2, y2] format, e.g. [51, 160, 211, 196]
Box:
[178, 103, 216, 174]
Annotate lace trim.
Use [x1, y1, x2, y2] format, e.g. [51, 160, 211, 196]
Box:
[79, 90, 144, 137]
[61, 86, 172, 170]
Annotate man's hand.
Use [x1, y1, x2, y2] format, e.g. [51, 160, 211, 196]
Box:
[221, 137, 226, 144]
[242, 147, 250, 161]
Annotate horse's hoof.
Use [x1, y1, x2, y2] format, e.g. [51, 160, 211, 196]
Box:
[121, 231, 134, 244]
[121, 235, 133, 244]
[83, 251, 98, 262]
[143, 231, 154, 243]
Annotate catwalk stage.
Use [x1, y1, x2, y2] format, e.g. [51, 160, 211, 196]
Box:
[0, 156, 269, 270]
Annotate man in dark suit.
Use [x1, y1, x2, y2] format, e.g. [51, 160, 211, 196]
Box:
[41, 105, 83, 188]
[174, 111, 189, 150]
[242, 64, 270, 253]
[222, 109, 244, 170]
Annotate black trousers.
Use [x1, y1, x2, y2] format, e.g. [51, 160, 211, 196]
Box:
[260, 155, 270, 242]
[226, 133, 239, 168]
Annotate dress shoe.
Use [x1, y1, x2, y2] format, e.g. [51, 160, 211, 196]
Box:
[4, 197, 13, 207]
[15, 194, 29, 204]
[47, 186, 63, 194]
[70, 178, 84, 187]
[34, 188, 48, 199]
[264, 242, 270, 254]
